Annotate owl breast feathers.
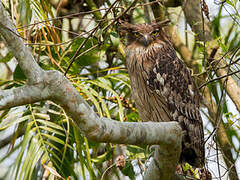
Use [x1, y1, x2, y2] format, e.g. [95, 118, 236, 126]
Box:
[119, 21, 205, 167]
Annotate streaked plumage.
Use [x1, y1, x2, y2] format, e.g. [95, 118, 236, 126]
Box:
[119, 21, 205, 167]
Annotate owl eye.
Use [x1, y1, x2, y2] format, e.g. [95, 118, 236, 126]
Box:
[133, 32, 140, 37]
[151, 31, 159, 36]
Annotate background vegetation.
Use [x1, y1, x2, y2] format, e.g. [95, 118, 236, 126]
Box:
[0, 0, 240, 179]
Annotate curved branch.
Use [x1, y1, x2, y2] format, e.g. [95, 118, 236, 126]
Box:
[54, 71, 182, 146]
[0, 3, 43, 84]
[0, 70, 182, 147]
[0, 2, 182, 179]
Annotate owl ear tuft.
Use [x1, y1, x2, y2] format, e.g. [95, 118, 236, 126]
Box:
[118, 22, 135, 34]
[152, 19, 171, 30]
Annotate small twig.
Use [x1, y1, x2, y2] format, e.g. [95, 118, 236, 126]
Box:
[25, 28, 95, 47]
[64, 0, 120, 76]
[216, 136, 221, 180]
[17, 8, 111, 29]
[100, 163, 116, 180]
[200, 0, 206, 68]
[199, 69, 240, 89]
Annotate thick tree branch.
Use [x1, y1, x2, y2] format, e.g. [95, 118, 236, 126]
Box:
[182, 0, 211, 41]
[0, 84, 50, 108]
[0, 5, 43, 84]
[144, 147, 184, 180]
[0, 2, 182, 179]
[0, 70, 182, 146]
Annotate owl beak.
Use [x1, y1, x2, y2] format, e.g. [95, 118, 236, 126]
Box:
[143, 35, 151, 46]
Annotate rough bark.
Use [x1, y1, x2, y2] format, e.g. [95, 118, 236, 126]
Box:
[144, 147, 184, 180]
[182, 0, 212, 41]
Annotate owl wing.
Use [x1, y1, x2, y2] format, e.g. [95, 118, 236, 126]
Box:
[146, 44, 205, 167]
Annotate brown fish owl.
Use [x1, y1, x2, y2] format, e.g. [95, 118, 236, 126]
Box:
[119, 21, 205, 167]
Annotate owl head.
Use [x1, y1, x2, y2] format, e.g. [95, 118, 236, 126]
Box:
[118, 20, 170, 47]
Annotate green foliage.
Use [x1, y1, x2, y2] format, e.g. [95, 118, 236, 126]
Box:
[0, 52, 13, 63]
[121, 161, 135, 180]
[68, 37, 101, 74]
[13, 65, 27, 81]
[18, 0, 32, 25]
[0, 0, 240, 179]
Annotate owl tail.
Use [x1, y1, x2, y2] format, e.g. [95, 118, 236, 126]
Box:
[179, 116, 205, 168]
